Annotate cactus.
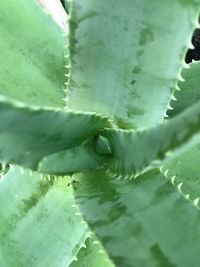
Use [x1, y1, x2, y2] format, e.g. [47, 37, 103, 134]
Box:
[1, 0, 200, 266]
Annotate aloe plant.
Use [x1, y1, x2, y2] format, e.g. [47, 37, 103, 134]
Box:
[1, 0, 200, 266]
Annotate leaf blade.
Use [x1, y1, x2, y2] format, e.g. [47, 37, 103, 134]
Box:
[0, 97, 110, 170]
[168, 61, 200, 117]
[0, 166, 88, 267]
[74, 169, 200, 267]
[0, 0, 67, 107]
[70, 235, 114, 267]
[67, 0, 200, 129]
[38, 139, 110, 175]
[101, 101, 200, 176]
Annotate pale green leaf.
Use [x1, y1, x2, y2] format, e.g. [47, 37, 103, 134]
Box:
[163, 145, 200, 201]
[67, 0, 199, 129]
[70, 235, 114, 267]
[168, 61, 200, 117]
[0, 0, 67, 107]
[74, 169, 200, 267]
[0, 97, 110, 170]
[39, 139, 111, 175]
[0, 166, 88, 267]
[100, 101, 200, 177]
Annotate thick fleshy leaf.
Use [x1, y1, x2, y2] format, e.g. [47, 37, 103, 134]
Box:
[0, 97, 110, 169]
[67, 0, 199, 129]
[168, 61, 200, 117]
[39, 139, 111, 175]
[0, 166, 88, 267]
[163, 60, 200, 201]
[0, 0, 66, 107]
[163, 145, 200, 201]
[70, 235, 114, 267]
[100, 101, 200, 177]
[74, 169, 200, 267]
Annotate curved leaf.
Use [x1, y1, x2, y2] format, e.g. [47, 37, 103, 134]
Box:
[0, 166, 88, 267]
[0, 0, 67, 107]
[168, 61, 200, 117]
[101, 101, 200, 177]
[67, 0, 200, 129]
[70, 235, 114, 267]
[164, 59, 200, 202]
[0, 97, 110, 170]
[38, 0, 68, 30]
[74, 169, 200, 267]
[163, 144, 200, 201]
[38, 139, 111, 175]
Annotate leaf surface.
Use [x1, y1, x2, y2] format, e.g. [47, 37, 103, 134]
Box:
[168, 61, 200, 117]
[163, 145, 200, 201]
[0, 97, 109, 169]
[0, 166, 88, 267]
[39, 139, 111, 175]
[100, 101, 200, 176]
[70, 235, 114, 267]
[74, 169, 200, 267]
[0, 0, 67, 107]
[30, 100, 200, 176]
[67, 0, 200, 129]
[163, 58, 200, 202]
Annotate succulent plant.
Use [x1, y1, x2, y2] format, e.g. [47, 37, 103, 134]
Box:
[1, 0, 200, 266]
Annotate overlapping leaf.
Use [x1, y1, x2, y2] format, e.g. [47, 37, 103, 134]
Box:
[163, 60, 200, 202]
[70, 235, 114, 267]
[1, 1, 200, 267]
[163, 145, 200, 201]
[74, 169, 200, 267]
[1, 96, 200, 176]
[0, 97, 110, 170]
[0, 166, 88, 267]
[35, 100, 200, 178]
[168, 61, 200, 117]
[98, 101, 200, 177]
[67, 0, 200, 129]
[39, 138, 111, 175]
[0, 0, 66, 107]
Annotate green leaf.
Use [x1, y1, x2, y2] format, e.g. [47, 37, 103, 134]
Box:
[163, 145, 200, 201]
[100, 101, 200, 177]
[0, 0, 67, 107]
[168, 61, 200, 117]
[70, 235, 114, 267]
[163, 60, 200, 201]
[74, 169, 200, 267]
[38, 138, 111, 175]
[0, 166, 88, 267]
[0, 97, 110, 170]
[67, 0, 199, 129]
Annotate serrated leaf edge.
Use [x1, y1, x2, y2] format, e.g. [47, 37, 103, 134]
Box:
[160, 165, 200, 209]
[165, 15, 200, 118]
